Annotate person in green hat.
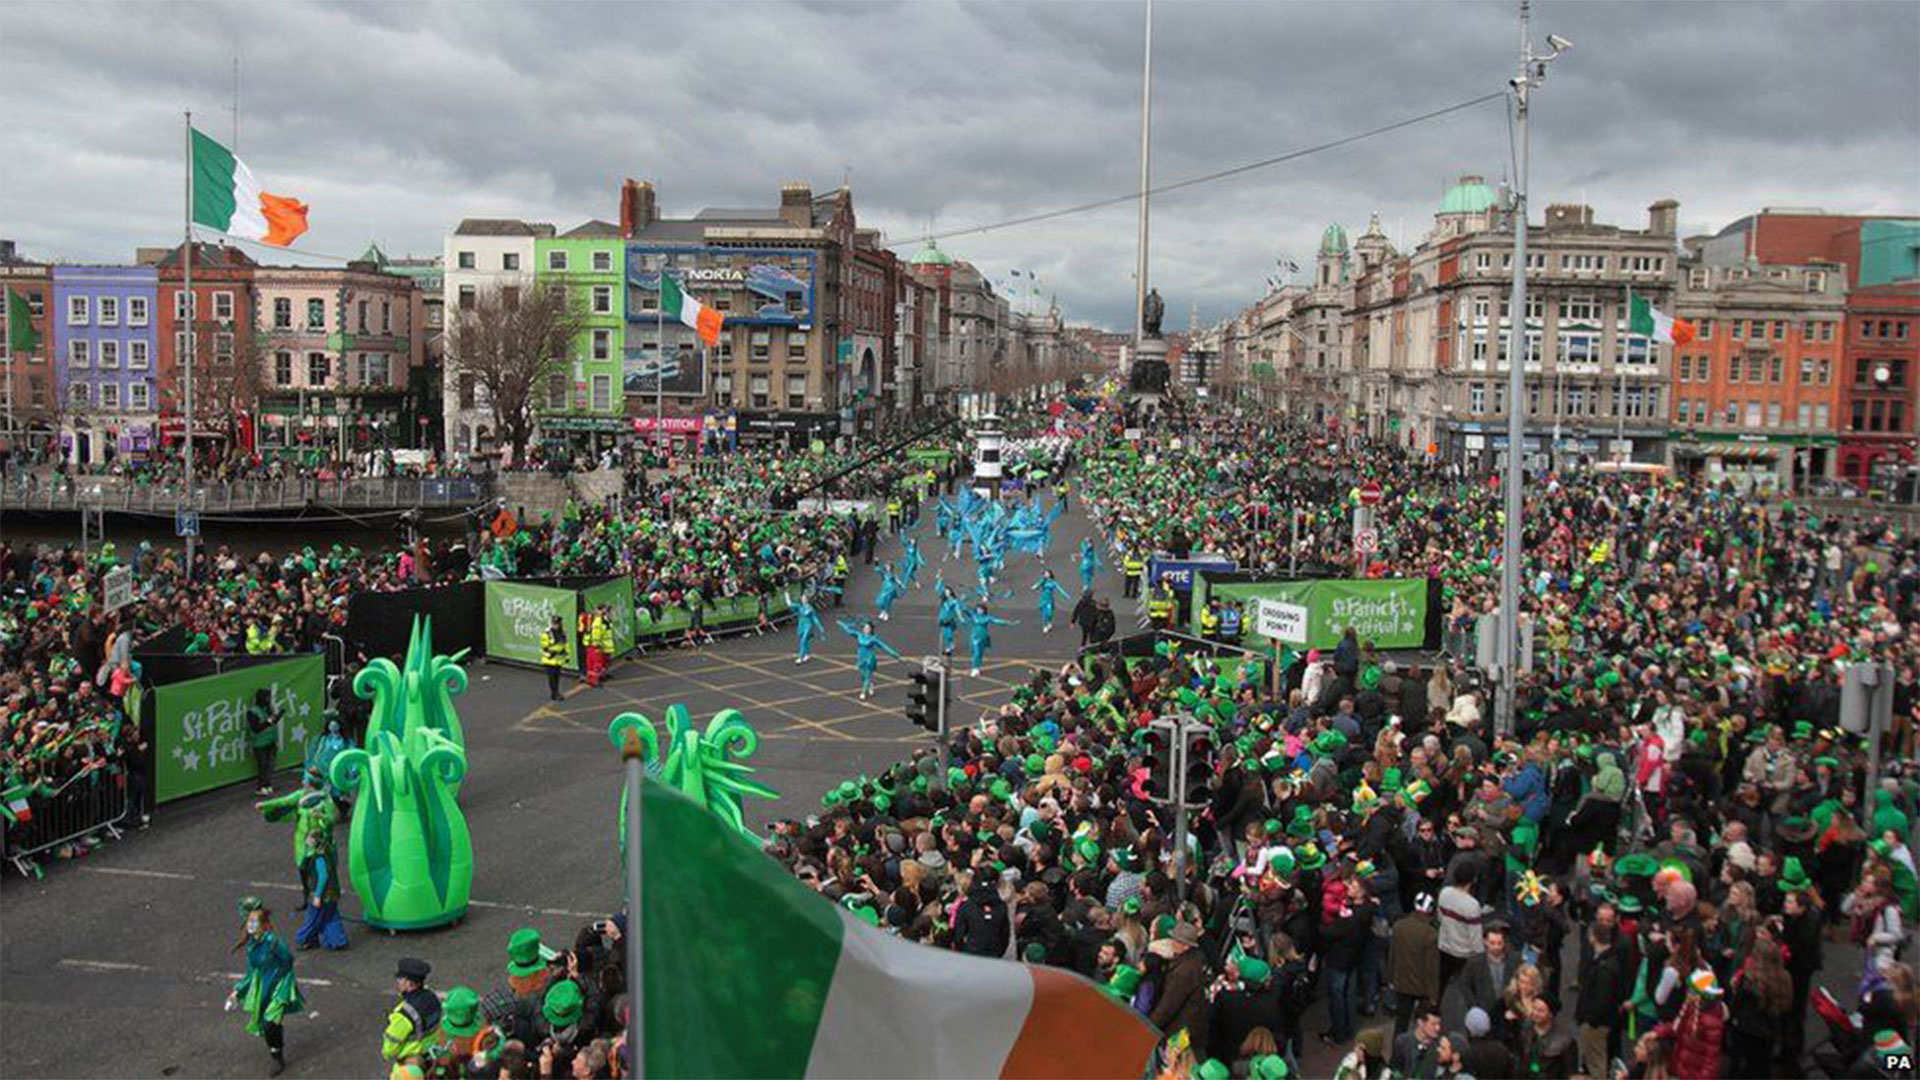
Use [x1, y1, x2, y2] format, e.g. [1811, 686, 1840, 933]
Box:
[536, 978, 588, 1072]
[228, 895, 302, 1076]
[506, 927, 557, 999]
[433, 986, 502, 1072]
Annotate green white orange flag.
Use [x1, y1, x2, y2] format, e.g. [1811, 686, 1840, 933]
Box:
[6, 288, 39, 354]
[190, 128, 309, 247]
[1629, 294, 1696, 346]
[637, 776, 1160, 1077]
[659, 270, 724, 348]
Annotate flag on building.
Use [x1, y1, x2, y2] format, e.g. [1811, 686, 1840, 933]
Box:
[660, 271, 723, 348]
[1629, 294, 1696, 346]
[6, 288, 39, 353]
[190, 128, 309, 247]
[637, 776, 1160, 1078]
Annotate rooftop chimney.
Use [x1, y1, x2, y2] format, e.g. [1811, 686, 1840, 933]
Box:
[620, 179, 657, 239]
[1544, 203, 1595, 230]
[780, 183, 813, 228]
[1647, 199, 1679, 237]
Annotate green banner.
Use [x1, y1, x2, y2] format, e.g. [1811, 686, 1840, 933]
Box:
[579, 576, 636, 658]
[1195, 577, 1429, 650]
[154, 655, 327, 804]
[485, 581, 577, 667]
[905, 447, 953, 465]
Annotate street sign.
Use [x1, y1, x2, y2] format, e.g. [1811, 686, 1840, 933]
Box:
[1254, 598, 1309, 645]
[1355, 527, 1380, 554]
[103, 566, 134, 613]
[1358, 481, 1383, 506]
[175, 509, 200, 538]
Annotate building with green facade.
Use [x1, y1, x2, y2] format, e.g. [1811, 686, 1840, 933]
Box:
[535, 221, 627, 453]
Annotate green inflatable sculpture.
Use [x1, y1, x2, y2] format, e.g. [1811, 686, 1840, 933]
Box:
[330, 617, 473, 930]
[608, 704, 776, 851]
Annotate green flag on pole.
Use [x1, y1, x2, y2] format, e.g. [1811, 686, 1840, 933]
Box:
[6, 289, 38, 354]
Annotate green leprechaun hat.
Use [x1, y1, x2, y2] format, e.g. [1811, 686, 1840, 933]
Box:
[1779, 855, 1815, 893]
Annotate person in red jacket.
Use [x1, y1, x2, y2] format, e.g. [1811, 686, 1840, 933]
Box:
[1653, 968, 1727, 1080]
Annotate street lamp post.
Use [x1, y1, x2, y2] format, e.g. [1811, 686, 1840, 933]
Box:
[1496, 1, 1570, 738]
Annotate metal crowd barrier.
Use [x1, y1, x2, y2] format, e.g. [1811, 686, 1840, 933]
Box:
[4, 766, 130, 878]
[0, 474, 495, 513]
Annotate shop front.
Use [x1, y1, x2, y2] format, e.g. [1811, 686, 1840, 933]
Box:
[1670, 431, 1837, 493]
[732, 409, 841, 450]
[538, 414, 628, 457]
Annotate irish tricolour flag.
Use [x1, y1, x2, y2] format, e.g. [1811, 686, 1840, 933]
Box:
[660, 271, 724, 348]
[1629, 294, 1696, 346]
[636, 777, 1159, 1077]
[191, 129, 309, 247]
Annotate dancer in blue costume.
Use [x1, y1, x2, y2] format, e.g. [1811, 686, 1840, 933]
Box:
[936, 583, 965, 657]
[874, 562, 905, 621]
[900, 536, 923, 587]
[836, 618, 904, 699]
[963, 603, 1016, 677]
[1032, 568, 1071, 633]
[785, 586, 829, 664]
[1077, 538, 1104, 593]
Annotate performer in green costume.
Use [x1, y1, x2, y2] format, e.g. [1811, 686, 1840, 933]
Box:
[227, 896, 303, 1076]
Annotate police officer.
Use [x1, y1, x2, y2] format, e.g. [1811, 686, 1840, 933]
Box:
[1123, 553, 1146, 599]
[1147, 582, 1176, 630]
[540, 616, 569, 701]
[383, 957, 442, 1075]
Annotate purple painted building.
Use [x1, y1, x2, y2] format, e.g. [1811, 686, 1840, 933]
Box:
[52, 265, 159, 464]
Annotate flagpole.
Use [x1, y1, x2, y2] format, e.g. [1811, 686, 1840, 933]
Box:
[655, 269, 665, 463]
[183, 110, 198, 579]
[1619, 284, 1631, 465]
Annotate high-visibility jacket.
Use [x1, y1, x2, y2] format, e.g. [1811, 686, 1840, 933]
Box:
[1123, 556, 1146, 579]
[382, 990, 442, 1064]
[1147, 590, 1175, 622]
[887, 499, 902, 519]
[587, 615, 614, 652]
[246, 624, 277, 655]
[1199, 606, 1220, 636]
[540, 630, 570, 667]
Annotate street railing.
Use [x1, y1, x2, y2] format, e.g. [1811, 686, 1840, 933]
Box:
[0, 474, 495, 514]
[4, 765, 130, 879]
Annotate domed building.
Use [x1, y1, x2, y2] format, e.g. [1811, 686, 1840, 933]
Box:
[1433, 174, 1501, 240]
[1316, 221, 1349, 287]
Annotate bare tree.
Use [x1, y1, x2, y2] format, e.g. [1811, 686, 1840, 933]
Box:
[447, 283, 585, 465]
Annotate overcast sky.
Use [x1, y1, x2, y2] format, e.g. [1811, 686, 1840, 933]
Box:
[2, 0, 1916, 330]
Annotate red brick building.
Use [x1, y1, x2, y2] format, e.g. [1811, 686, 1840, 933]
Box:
[149, 242, 259, 449]
[0, 244, 56, 455]
[1841, 283, 1920, 484]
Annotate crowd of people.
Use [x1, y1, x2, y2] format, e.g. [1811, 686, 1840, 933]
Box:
[764, 410, 1920, 1078]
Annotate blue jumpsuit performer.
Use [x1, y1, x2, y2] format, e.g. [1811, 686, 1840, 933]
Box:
[901, 536, 923, 587]
[936, 585, 965, 657]
[1077, 538, 1104, 593]
[836, 618, 904, 699]
[874, 563, 905, 621]
[786, 587, 829, 664]
[964, 604, 1016, 677]
[1032, 569, 1071, 634]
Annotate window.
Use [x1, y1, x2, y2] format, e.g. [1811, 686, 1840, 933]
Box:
[1474, 252, 1492, 272]
[548, 250, 568, 271]
[1525, 297, 1545, 320]
[128, 340, 149, 369]
[714, 373, 733, 399]
[306, 299, 325, 330]
[356, 300, 369, 332]
[1893, 401, 1908, 432]
[1621, 334, 1653, 367]
[213, 331, 233, 359]
[458, 374, 476, 409]
[68, 382, 88, 408]
[1852, 400, 1868, 431]
[749, 373, 770, 408]
[129, 382, 150, 411]
[97, 296, 119, 325]
[68, 339, 90, 367]
[751, 331, 771, 361]
[98, 340, 119, 368]
[592, 285, 612, 314]
[1470, 383, 1487, 413]
[1698, 319, 1713, 340]
[1771, 320, 1785, 341]
[711, 291, 732, 313]
[1528, 383, 1543, 416]
[591, 329, 611, 361]
[274, 298, 293, 329]
[1527, 253, 1547, 271]
[1472, 296, 1491, 322]
[547, 372, 567, 410]
[173, 291, 196, 319]
[1766, 402, 1782, 427]
[275, 351, 293, 386]
[1800, 358, 1815, 383]
[1557, 331, 1599, 365]
[307, 352, 330, 385]
[127, 296, 148, 326]
[67, 296, 89, 325]
[786, 291, 804, 315]
[1725, 401, 1739, 425]
[1559, 253, 1604, 273]
[1623, 255, 1664, 274]
[591, 374, 612, 411]
[1815, 404, 1830, 429]
[458, 285, 477, 311]
[1559, 296, 1599, 323]
[1821, 322, 1835, 342]
[787, 334, 807, 362]
[591, 250, 612, 273]
[1798, 404, 1812, 428]
[1747, 356, 1765, 382]
[1817, 360, 1831, 384]
[359, 354, 389, 387]
[1771, 357, 1784, 383]
[786, 374, 807, 409]
[1748, 320, 1764, 340]
[502, 253, 520, 271]
[214, 292, 234, 321]
[457, 251, 475, 270]
[1732, 321, 1745, 341]
[99, 382, 120, 410]
[1900, 322, 1912, 340]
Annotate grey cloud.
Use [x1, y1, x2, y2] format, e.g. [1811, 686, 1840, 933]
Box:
[0, 0, 1913, 331]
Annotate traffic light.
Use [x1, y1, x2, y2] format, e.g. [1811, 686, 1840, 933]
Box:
[1140, 724, 1174, 803]
[1182, 727, 1215, 807]
[906, 664, 945, 733]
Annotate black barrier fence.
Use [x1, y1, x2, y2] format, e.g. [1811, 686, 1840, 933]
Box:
[344, 581, 485, 662]
[4, 766, 131, 877]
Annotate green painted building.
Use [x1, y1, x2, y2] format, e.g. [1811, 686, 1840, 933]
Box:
[535, 222, 628, 451]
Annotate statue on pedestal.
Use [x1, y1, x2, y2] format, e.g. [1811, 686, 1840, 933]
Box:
[1142, 288, 1164, 338]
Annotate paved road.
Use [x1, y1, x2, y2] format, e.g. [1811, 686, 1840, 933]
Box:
[0, 493, 1129, 1078]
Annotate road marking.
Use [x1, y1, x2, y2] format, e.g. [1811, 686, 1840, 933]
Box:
[59, 958, 149, 973]
[467, 899, 605, 919]
[59, 959, 335, 988]
[78, 866, 194, 881]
